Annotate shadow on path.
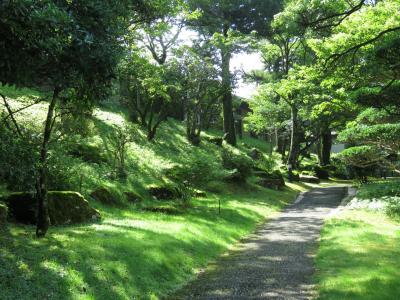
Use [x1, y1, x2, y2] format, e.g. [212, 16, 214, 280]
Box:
[170, 186, 347, 300]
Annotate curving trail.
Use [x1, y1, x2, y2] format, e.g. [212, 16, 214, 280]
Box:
[171, 186, 347, 300]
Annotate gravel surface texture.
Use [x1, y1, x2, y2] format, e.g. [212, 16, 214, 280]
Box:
[170, 186, 347, 300]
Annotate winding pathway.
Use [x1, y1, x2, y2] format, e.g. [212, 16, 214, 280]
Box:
[171, 186, 347, 300]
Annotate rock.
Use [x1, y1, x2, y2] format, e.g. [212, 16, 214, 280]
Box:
[124, 191, 142, 204]
[206, 136, 223, 147]
[300, 175, 321, 183]
[314, 165, 331, 180]
[142, 206, 181, 215]
[0, 202, 8, 224]
[90, 188, 119, 206]
[248, 148, 262, 160]
[147, 185, 182, 200]
[257, 178, 285, 190]
[2, 192, 100, 225]
[194, 190, 207, 198]
[68, 143, 106, 164]
[48, 192, 101, 225]
[255, 170, 285, 190]
[223, 169, 245, 182]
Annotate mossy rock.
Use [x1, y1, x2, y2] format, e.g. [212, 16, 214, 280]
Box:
[194, 190, 207, 198]
[142, 206, 181, 215]
[255, 170, 285, 190]
[205, 136, 223, 147]
[0, 202, 8, 224]
[257, 178, 285, 190]
[2, 192, 100, 225]
[248, 148, 262, 160]
[68, 143, 106, 164]
[147, 185, 182, 201]
[124, 191, 142, 204]
[223, 169, 245, 182]
[300, 175, 320, 184]
[90, 188, 120, 206]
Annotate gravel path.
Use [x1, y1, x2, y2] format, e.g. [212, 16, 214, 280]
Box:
[171, 186, 347, 300]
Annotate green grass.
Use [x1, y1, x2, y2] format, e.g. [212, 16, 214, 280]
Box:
[0, 182, 304, 300]
[0, 85, 311, 299]
[315, 210, 400, 300]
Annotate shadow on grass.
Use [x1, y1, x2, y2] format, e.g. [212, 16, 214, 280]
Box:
[0, 185, 285, 300]
[315, 217, 400, 300]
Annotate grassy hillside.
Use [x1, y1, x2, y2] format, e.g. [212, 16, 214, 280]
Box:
[0, 85, 322, 299]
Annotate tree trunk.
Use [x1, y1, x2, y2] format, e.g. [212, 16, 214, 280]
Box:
[36, 88, 59, 237]
[220, 27, 236, 146]
[316, 137, 322, 164]
[321, 129, 332, 166]
[287, 105, 300, 168]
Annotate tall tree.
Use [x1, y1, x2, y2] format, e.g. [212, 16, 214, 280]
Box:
[186, 0, 282, 146]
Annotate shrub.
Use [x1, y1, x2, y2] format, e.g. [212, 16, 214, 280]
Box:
[314, 165, 331, 179]
[357, 180, 400, 199]
[256, 155, 277, 173]
[165, 157, 224, 187]
[0, 123, 38, 191]
[331, 156, 351, 179]
[386, 197, 400, 219]
[221, 145, 253, 181]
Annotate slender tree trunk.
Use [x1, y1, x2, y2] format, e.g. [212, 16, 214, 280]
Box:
[36, 88, 59, 237]
[321, 129, 332, 166]
[220, 27, 236, 146]
[316, 137, 322, 164]
[287, 105, 300, 168]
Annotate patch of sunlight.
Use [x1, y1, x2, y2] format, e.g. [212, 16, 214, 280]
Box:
[17, 260, 33, 279]
[42, 260, 68, 278]
[94, 109, 126, 126]
[92, 219, 185, 235]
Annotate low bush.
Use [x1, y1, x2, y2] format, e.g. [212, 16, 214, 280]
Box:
[357, 180, 400, 199]
[165, 157, 223, 187]
[314, 165, 331, 180]
[0, 123, 38, 191]
[221, 145, 253, 182]
[386, 197, 400, 219]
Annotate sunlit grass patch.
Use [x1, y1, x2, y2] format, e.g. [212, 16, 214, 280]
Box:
[315, 210, 400, 300]
[0, 182, 302, 299]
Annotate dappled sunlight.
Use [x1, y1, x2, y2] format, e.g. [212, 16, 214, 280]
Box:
[316, 210, 400, 300]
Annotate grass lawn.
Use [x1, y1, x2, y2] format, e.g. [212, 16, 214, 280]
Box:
[0, 182, 308, 300]
[315, 209, 400, 300]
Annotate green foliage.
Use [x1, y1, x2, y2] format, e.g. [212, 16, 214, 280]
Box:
[0, 124, 38, 191]
[166, 158, 224, 187]
[222, 145, 254, 181]
[357, 180, 400, 200]
[386, 197, 400, 219]
[336, 146, 386, 169]
[105, 124, 137, 179]
[357, 180, 400, 219]
[339, 124, 400, 153]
